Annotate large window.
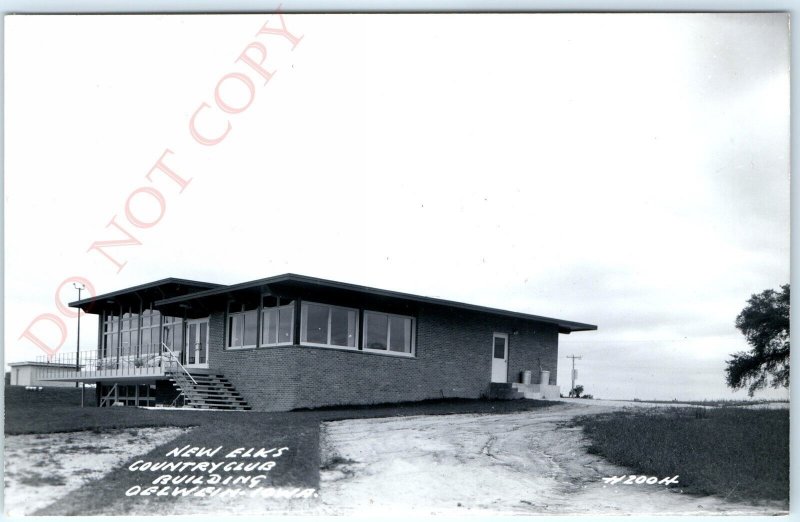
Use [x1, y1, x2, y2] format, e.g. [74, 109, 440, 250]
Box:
[262, 302, 295, 346]
[363, 311, 414, 355]
[101, 307, 173, 357]
[228, 305, 258, 349]
[119, 311, 139, 357]
[300, 302, 358, 348]
[140, 309, 161, 351]
[102, 315, 119, 357]
[162, 317, 184, 353]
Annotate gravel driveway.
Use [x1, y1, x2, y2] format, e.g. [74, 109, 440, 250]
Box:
[314, 402, 787, 515]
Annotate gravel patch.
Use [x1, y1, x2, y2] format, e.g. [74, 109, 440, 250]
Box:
[4, 426, 191, 516]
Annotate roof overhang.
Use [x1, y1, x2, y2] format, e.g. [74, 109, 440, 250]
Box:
[154, 273, 598, 333]
[68, 278, 222, 315]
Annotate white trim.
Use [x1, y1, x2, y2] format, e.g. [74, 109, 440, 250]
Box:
[299, 342, 416, 359]
[260, 303, 296, 347]
[491, 332, 509, 383]
[299, 341, 358, 351]
[185, 317, 210, 368]
[300, 301, 359, 350]
[362, 310, 416, 356]
[227, 308, 258, 349]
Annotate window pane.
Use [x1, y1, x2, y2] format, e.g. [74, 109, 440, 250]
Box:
[304, 304, 329, 344]
[174, 322, 183, 351]
[188, 324, 197, 363]
[244, 310, 258, 346]
[494, 337, 505, 358]
[365, 313, 388, 350]
[389, 317, 412, 353]
[228, 314, 243, 348]
[162, 326, 173, 350]
[262, 309, 278, 345]
[131, 329, 139, 350]
[199, 323, 208, 363]
[330, 308, 356, 347]
[278, 307, 293, 343]
[141, 328, 151, 348]
[150, 326, 160, 347]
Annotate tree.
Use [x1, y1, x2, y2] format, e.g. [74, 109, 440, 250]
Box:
[725, 284, 790, 396]
[569, 385, 584, 398]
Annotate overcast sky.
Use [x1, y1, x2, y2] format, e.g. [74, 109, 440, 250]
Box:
[4, 13, 790, 400]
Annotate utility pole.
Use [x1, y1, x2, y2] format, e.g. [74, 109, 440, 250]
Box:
[566, 354, 582, 395]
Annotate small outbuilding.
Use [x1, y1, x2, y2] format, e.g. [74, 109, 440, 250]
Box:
[9, 361, 80, 387]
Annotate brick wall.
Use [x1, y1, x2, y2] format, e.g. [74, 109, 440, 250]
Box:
[208, 305, 560, 412]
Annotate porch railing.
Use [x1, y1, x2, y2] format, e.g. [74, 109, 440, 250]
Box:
[161, 342, 196, 385]
[35, 343, 182, 380]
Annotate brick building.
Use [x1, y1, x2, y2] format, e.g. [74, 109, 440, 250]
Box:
[41, 274, 596, 411]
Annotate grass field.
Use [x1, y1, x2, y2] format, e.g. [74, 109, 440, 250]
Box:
[571, 407, 789, 503]
[626, 398, 789, 407]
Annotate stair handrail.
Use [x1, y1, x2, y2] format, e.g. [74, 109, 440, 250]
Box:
[160, 342, 197, 385]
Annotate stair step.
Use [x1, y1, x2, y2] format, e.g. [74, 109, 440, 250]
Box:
[184, 395, 247, 403]
[185, 402, 249, 408]
[169, 369, 250, 411]
[169, 379, 235, 387]
[173, 383, 240, 396]
[169, 380, 236, 389]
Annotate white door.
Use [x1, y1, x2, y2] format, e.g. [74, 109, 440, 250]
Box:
[186, 318, 209, 368]
[491, 333, 508, 383]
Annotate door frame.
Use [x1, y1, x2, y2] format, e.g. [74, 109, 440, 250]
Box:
[491, 332, 509, 383]
[185, 318, 210, 368]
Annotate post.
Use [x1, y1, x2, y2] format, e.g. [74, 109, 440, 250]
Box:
[73, 284, 84, 390]
[566, 354, 582, 396]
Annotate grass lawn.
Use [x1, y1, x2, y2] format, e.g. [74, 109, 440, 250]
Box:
[4, 386, 557, 515]
[571, 407, 789, 503]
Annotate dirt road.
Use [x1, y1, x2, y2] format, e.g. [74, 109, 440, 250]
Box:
[315, 402, 786, 515]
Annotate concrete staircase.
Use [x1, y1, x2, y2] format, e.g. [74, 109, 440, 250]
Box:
[167, 370, 251, 410]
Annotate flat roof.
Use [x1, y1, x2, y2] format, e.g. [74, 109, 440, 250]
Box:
[69, 277, 222, 315]
[154, 273, 598, 334]
[9, 361, 79, 368]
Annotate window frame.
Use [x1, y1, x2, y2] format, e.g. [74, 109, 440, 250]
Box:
[299, 301, 359, 350]
[161, 316, 184, 353]
[362, 310, 416, 357]
[261, 302, 296, 347]
[226, 305, 259, 350]
[140, 308, 162, 352]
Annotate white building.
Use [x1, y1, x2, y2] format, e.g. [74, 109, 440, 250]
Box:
[9, 362, 78, 387]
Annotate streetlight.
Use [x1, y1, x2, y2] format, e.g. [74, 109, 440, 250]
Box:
[73, 282, 85, 405]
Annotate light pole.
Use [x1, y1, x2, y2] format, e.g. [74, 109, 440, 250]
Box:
[73, 282, 85, 405]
